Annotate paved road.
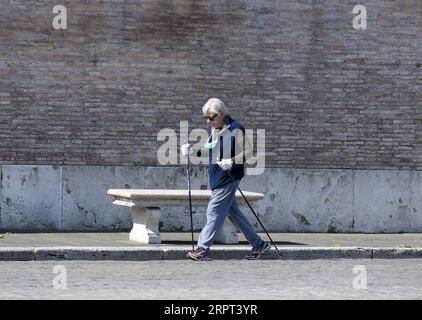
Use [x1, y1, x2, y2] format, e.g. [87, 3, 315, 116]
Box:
[1, 259, 422, 300]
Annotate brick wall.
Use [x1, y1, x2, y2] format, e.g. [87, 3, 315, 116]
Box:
[0, 0, 420, 170]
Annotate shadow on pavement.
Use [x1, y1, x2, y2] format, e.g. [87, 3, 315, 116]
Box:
[162, 240, 307, 246]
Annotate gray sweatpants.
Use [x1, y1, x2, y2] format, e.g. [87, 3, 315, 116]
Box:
[197, 180, 263, 252]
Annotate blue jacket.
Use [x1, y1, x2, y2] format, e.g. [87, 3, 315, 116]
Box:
[208, 116, 245, 190]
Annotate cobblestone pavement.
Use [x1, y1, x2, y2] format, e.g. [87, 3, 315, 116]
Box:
[1, 259, 422, 300]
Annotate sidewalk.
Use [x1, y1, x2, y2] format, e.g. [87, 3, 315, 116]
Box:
[1, 232, 422, 261]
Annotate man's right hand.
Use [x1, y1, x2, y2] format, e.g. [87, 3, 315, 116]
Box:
[181, 143, 193, 157]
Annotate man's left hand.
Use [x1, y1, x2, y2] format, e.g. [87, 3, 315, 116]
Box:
[217, 159, 233, 171]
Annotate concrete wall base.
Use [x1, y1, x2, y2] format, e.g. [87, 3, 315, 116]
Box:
[0, 165, 421, 233]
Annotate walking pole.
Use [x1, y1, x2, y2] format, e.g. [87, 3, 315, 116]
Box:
[186, 150, 195, 252]
[227, 171, 281, 256]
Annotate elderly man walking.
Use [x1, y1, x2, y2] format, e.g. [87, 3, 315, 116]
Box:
[181, 98, 270, 261]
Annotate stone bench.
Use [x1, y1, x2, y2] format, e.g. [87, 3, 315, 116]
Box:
[107, 189, 265, 244]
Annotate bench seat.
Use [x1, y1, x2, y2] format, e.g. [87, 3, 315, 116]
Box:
[107, 189, 264, 244]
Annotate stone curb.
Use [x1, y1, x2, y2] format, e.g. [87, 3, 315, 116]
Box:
[1, 247, 422, 261]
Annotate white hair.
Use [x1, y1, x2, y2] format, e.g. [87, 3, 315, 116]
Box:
[202, 98, 230, 116]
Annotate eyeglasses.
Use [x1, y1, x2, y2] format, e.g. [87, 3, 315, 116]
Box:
[203, 114, 219, 121]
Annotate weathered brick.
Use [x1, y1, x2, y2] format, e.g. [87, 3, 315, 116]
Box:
[0, 0, 420, 168]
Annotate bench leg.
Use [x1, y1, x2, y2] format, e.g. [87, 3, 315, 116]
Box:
[129, 207, 161, 244]
[215, 218, 239, 244]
